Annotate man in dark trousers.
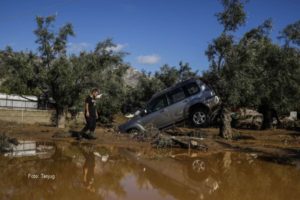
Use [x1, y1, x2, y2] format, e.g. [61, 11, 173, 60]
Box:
[79, 88, 100, 140]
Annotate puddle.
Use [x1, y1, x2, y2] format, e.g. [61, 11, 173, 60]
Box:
[0, 141, 300, 200]
[3, 140, 55, 158]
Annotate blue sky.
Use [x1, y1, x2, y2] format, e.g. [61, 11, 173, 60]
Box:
[0, 0, 299, 73]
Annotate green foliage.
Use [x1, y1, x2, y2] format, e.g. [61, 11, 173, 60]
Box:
[1, 7, 299, 129]
[280, 20, 300, 46]
[32, 15, 77, 116]
[216, 0, 247, 32]
[205, 1, 300, 119]
[154, 64, 179, 88]
[0, 48, 40, 95]
[68, 39, 129, 123]
[123, 72, 165, 113]
[178, 61, 198, 81]
[155, 62, 198, 87]
[90, 39, 129, 123]
[0, 16, 129, 125]
[205, 33, 234, 73]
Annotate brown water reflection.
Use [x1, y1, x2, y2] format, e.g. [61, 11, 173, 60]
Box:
[0, 141, 299, 200]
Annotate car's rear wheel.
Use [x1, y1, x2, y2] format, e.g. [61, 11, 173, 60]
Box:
[190, 108, 208, 127]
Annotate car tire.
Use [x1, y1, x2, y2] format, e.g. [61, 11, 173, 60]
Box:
[127, 128, 142, 139]
[190, 108, 208, 127]
[127, 128, 140, 135]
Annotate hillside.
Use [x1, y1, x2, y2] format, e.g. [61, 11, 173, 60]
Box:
[123, 67, 142, 87]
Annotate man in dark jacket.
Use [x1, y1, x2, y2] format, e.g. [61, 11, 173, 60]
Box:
[79, 88, 100, 140]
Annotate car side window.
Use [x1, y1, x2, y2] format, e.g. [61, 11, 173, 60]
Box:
[167, 88, 186, 104]
[148, 95, 168, 113]
[184, 82, 200, 96]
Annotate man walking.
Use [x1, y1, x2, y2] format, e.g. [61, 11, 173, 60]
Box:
[79, 88, 100, 140]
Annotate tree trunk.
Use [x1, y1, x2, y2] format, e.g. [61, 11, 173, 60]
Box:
[261, 109, 272, 130]
[219, 106, 233, 139]
[258, 101, 273, 130]
[56, 107, 67, 128]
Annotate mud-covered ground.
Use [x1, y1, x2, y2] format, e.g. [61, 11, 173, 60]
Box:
[1, 120, 300, 200]
[1, 120, 300, 161]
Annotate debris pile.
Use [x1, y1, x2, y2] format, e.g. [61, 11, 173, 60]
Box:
[0, 133, 19, 152]
[130, 126, 208, 151]
[231, 108, 263, 130]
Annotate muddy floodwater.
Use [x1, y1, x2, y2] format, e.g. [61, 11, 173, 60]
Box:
[0, 140, 300, 200]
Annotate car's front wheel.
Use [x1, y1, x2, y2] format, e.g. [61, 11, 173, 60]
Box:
[127, 128, 140, 135]
[127, 128, 147, 142]
[190, 108, 208, 127]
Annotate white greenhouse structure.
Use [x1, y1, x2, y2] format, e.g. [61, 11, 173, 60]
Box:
[0, 93, 38, 109]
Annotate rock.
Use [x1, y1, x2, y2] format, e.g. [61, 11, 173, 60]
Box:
[289, 111, 297, 121]
[123, 67, 142, 87]
[279, 117, 300, 130]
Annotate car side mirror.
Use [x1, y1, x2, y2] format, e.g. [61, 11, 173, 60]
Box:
[141, 109, 148, 116]
[134, 110, 141, 116]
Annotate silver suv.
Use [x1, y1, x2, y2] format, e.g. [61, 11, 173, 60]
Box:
[119, 78, 220, 133]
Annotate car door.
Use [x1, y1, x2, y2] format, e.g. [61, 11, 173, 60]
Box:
[166, 87, 188, 122]
[140, 95, 171, 128]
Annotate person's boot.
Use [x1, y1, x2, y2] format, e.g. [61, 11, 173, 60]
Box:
[87, 132, 97, 140]
[82, 130, 90, 139]
[76, 132, 82, 140]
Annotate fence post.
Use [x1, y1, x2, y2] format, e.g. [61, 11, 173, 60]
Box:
[22, 109, 24, 123]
